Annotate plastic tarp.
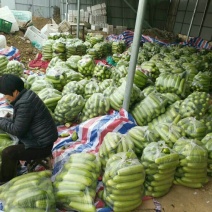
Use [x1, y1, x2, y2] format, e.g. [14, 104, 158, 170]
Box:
[106, 30, 212, 49]
[52, 108, 137, 181]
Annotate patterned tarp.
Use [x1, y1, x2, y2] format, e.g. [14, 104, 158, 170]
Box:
[106, 30, 212, 49]
[0, 46, 20, 60]
[52, 108, 137, 181]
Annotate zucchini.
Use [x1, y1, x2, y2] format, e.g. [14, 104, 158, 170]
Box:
[69, 195, 93, 204]
[113, 200, 141, 212]
[56, 189, 84, 198]
[115, 179, 144, 190]
[108, 186, 143, 196]
[54, 181, 86, 191]
[113, 172, 144, 183]
[112, 198, 141, 208]
[62, 173, 92, 186]
[117, 164, 144, 176]
[69, 201, 96, 212]
[14, 189, 46, 208]
[109, 192, 141, 201]
[35, 199, 55, 209]
[70, 153, 96, 161]
[155, 153, 179, 164]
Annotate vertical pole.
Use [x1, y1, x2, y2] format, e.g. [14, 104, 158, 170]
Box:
[66, 0, 69, 21]
[77, 0, 80, 38]
[60, 0, 63, 21]
[123, 0, 147, 111]
[186, 0, 199, 42]
[49, 0, 51, 18]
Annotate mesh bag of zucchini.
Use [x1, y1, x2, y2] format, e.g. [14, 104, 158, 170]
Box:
[110, 79, 143, 111]
[77, 56, 96, 77]
[154, 122, 186, 148]
[54, 93, 85, 125]
[98, 132, 135, 170]
[80, 93, 110, 122]
[30, 79, 53, 94]
[66, 55, 81, 71]
[0, 55, 9, 75]
[148, 103, 182, 129]
[177, 117, 208, 140]
[53, 153, 101, 212]
[179, 91, 210, 119]
[173, 138, 208, 188]
[141, 141, 179, 197]
[42, 39, 54, 61]
[84, 79, 101, 99]
[45, 67, 67, 91]
[102, 151, 145, 212]
[126, 126, 159, 157]
[37, 88, 62, 112]
[201, 133, 212, 176]
[155, 71, 188, 97]
[0, 170, 56, 212]
[130, 91, 169, 126]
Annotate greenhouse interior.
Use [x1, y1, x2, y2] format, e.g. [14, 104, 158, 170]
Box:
[0, 0, 212, 211]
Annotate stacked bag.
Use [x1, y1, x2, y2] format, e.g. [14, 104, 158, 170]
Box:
[53, 153, 100, 212]
[102, 152, 145, 212]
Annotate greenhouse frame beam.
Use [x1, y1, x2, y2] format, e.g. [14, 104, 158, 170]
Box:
[186, 0, 199, 41]
[77, 0, 81, 38]
[198, 0, 210, 37]
[123, 0, 137, 13]
[123, 0, 147, 111]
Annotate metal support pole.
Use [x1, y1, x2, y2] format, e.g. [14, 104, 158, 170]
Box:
[66, 0, 69, 21]
[60, 0, 64, 21]
[77, 0, 80, 38]
[123, 0, 147, 111]
[186, 0, 199, 42]
[123, 0, 137, 13]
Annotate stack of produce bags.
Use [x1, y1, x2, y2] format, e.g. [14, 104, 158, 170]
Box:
[98, 132, 134, 169]
[173, 138, 208, 188]
[53, 153, 100, 212]
[37, 88, 62, 112]
[102, 151, 145, 212]
[80, 93, 110, 122]
[0, 170, 56, 212]
[126, 126, 159, 157]
[54, 93, 85, 125]
[141, 141, 179, 197]
[201, 133, 212, 176]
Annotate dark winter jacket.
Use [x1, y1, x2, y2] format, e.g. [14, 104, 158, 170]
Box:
[0, 89, 58, 149]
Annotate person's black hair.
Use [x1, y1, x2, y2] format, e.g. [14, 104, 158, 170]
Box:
[0, 74, 24, 96]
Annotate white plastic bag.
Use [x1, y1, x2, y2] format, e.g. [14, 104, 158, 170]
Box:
[0, 6, 19, 32]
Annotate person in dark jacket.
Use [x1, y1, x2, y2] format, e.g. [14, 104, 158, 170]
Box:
[0, 74, 58, 183]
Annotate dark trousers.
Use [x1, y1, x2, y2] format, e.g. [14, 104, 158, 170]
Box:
[0, 144, 53, 182]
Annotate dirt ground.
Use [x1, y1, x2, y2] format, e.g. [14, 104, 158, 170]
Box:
[1, 17, 51, 67]
[138, 177, 212, 212]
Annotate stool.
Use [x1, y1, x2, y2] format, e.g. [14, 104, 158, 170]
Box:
[27, 154, 53, 172]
